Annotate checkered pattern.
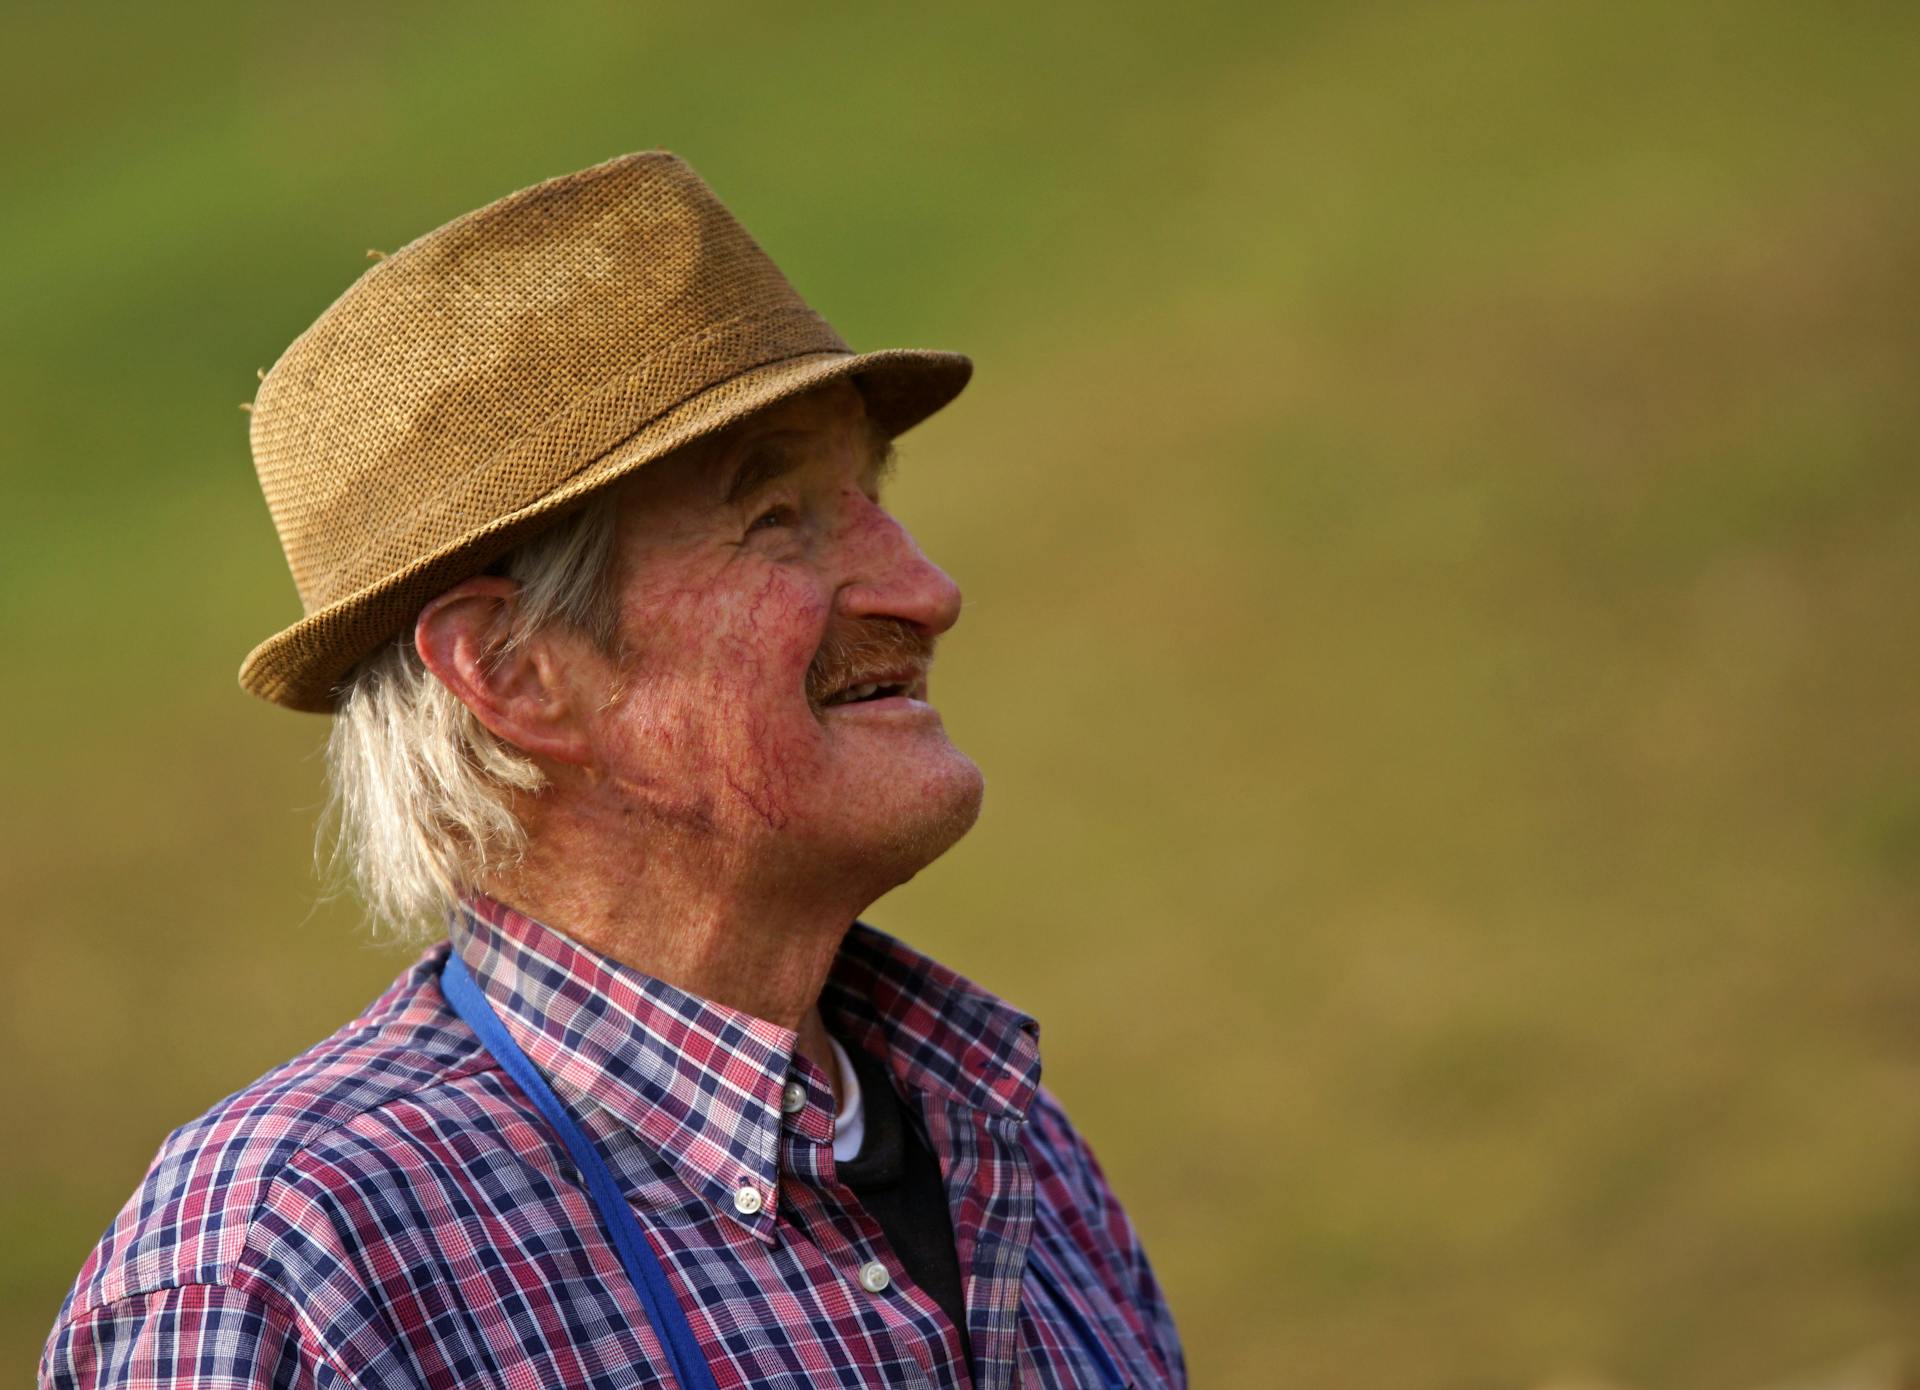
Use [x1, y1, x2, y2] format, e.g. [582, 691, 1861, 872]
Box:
[42, 898, 1186, 1388]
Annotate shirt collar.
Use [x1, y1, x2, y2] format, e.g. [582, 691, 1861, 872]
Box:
[448, 895, 1041, 1239]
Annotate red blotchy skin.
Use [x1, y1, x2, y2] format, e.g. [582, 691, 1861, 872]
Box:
[476, 380, 985, 1047]
[578, 382, 981, 877]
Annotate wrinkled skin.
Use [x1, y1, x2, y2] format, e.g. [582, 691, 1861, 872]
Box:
[576, 381, 981, 880]
[416, 380, 983, 1084]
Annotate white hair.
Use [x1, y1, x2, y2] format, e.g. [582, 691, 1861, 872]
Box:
[322, 493, 623, 938]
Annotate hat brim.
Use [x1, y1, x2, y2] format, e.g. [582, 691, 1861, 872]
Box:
[239, 347, 970, 713]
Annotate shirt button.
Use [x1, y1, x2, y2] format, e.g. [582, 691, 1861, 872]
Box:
[781, 1080, 807, 1115]
[857, 1260, 891, 1294]
[732, 1185, 764, 1216]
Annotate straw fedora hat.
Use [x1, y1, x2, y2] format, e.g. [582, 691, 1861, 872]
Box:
[240, 151, 970, 713]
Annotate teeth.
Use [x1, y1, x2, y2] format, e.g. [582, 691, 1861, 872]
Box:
[825, 681, 900, 707]
[824, 677, 915, 708]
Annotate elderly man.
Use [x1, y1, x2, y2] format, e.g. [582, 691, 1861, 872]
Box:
[43, 152, 1185, 1390]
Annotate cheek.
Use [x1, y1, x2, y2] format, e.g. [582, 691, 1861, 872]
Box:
[599, 566, 835, 821]
[710, 570, 832, 685]
[623, 559, 830, 688]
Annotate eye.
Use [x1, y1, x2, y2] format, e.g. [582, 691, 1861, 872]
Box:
[750, 504, 797, 532]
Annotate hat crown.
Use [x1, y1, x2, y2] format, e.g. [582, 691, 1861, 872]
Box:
[248, 151, 848, 617]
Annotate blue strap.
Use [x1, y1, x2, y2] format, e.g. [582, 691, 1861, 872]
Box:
[441, 952, 721, 1390]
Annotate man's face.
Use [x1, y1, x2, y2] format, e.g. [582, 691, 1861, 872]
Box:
[553, 379, 984, 893]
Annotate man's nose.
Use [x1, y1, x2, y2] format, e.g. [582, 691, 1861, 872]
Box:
[834, 496, 964, 637]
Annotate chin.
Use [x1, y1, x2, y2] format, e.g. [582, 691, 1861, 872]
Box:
[825, 749, 985, 891]
[905, 752, 987, 861]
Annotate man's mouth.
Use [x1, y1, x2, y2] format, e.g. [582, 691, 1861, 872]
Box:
[804, 618, 939, 715]
[819, 670, 922, 708]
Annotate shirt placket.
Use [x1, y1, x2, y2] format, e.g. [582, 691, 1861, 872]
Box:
[776, 1067, 968, 1388]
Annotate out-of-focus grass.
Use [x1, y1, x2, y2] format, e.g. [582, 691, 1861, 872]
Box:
[4, 3, 1918, 1384]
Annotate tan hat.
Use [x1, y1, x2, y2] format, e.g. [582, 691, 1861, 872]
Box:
[240, 151, 970, 712]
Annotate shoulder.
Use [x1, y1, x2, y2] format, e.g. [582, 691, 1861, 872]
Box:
[1024, 1082, 1112, 1205]
[58, 944, 492, 1322]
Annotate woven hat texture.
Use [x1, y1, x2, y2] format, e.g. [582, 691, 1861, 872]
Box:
[241, 150, 971, 712]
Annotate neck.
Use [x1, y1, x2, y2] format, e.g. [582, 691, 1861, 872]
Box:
[482, 814, 885, 1110]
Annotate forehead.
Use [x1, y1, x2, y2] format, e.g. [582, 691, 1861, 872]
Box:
[709, 378, 880, 475]
[617, 379, 882, 512]
[736, 378, 870, 440]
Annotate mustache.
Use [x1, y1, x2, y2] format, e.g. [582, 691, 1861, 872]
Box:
[805, 618, 937, 713]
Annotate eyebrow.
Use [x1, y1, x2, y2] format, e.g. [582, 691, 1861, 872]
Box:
[721, 428, 898, 506]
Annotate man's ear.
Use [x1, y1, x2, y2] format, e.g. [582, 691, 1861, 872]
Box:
[413, 576, 595, 767]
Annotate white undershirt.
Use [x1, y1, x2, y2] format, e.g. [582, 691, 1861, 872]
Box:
[827, 1035, 865, 1163]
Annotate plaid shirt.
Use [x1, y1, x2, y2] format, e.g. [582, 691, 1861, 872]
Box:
[43, 898, 1186, 1388]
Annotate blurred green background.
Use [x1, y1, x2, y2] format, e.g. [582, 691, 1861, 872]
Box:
[5, 2, 1919, 1385]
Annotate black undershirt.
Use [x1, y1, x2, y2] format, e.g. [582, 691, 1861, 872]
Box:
[833, 1045, 973, 1362]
